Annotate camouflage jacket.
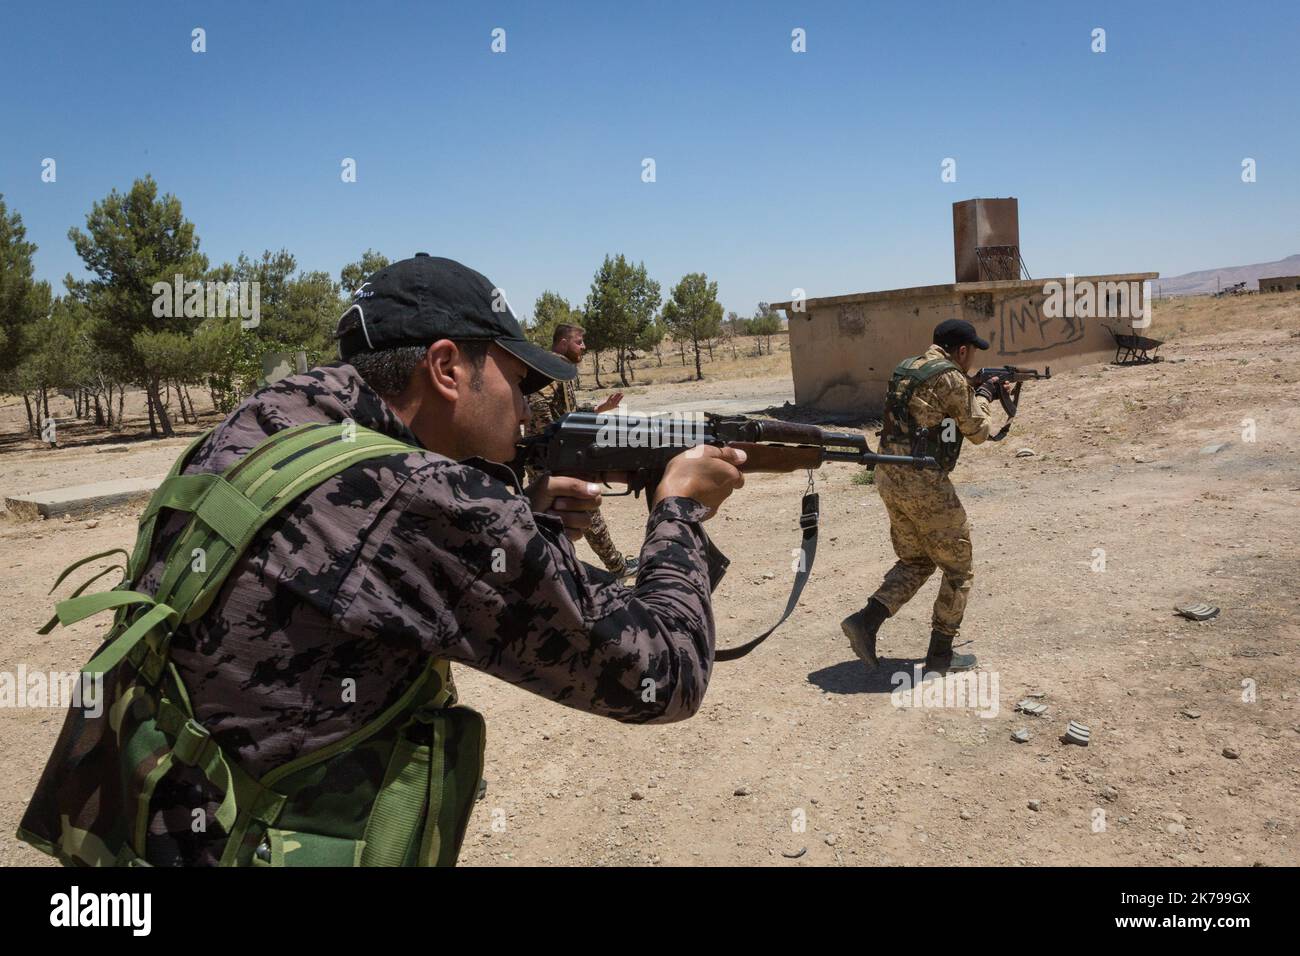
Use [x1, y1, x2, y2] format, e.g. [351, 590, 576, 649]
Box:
[524, 373, 593, 437]
[880, 344, 993, 454]
[136, 363, 722, 864]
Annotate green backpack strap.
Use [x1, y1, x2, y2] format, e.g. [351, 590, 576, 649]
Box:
[355, 662, 481, 867]
[884, 356, 964, 448]
[888, 356, 946, 412]
[896, 356, 959, 382]
[42, 426, 224, 639]
[148, 422, 413, 622]
[123, 427, 221, 589]
[48, 422, 413, 679]
[890, 356, 957, 406]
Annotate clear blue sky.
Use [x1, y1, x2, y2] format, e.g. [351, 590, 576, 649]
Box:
[2, 0, 1296, 318]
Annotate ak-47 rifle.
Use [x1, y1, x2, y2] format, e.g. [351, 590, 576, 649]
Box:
[511, 410, 938, 660]
[970, 365, 1051, 441]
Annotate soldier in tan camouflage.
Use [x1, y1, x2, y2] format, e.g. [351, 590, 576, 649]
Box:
[841, 319, 1009, 673]
[524, 323, 638, 577]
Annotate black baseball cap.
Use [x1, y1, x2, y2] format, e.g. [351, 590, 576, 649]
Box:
[335, 254, 576, 394]
[933, 318, 990, 350]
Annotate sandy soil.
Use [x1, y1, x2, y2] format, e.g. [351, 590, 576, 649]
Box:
[2, 310, 1297, 866]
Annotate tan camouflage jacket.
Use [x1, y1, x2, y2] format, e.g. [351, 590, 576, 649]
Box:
[134, 363, 722, 864]
[881, 344, 994, 453]
[524, 373, 593, 437]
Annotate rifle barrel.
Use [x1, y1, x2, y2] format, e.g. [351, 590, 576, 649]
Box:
[861, 451, 939, 468]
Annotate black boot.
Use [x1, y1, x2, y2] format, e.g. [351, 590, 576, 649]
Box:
[841, 599, 890, 669]
[924, 630, 977, 673]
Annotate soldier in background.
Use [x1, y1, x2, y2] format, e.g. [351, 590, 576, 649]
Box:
[841, 319, 1008, 674]
[525, 323, 639, 578]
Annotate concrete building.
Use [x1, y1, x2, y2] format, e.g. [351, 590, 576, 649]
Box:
[1258, 275, 1300, 293]
[770, 199, 1158, 415]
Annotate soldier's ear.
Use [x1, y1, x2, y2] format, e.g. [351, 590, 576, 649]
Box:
[424, 340, 462, 400]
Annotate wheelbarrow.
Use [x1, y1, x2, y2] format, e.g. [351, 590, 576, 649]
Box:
[1104, 324, 1163, 365]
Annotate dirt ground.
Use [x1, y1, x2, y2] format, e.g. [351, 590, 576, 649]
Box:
[1, 308, 1297, 867]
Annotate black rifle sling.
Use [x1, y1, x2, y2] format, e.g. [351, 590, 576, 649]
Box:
[986, 381, 1022, 442]
[715, 492, 818, 662]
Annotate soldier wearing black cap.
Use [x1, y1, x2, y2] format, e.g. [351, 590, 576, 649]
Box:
[840, 318, 1008, 674]
[23, 254, 747, 867]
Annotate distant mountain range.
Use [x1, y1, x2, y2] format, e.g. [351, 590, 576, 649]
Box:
[1153, 254, 1300, 296]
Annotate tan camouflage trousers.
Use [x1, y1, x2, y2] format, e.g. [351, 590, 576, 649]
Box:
[869, 462, 974, 638]
[526, 466, 626, 573]
[583, 509, 626, 573]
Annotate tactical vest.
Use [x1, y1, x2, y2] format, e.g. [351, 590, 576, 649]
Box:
[17, 422, 485, 867]
[879, 356, 964, 472]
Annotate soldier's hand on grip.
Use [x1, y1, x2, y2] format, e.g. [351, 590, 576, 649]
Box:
[527, 475, 605, 541]
[653, 445, 747, 519]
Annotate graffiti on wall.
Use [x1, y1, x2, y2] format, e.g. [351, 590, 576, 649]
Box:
[988, 293, 1085, 357]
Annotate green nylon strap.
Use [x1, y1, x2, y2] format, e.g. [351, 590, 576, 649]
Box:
[150, 427, 411, 624]
[892, 356, 918, 379]
[236, 424, 346, 494]
[195, 476, 264, 547]
[154, 698, 247, 833]
[139, 474, 218, 524]
[38, 563, 126, 634]
[359, 735, 432, 866]
[911, 357, 959, 380]
[146, 427, 306, 609]
[245, 427, 407, 505]
[126, 637, 167, 687]
[127, 428, 215, 585]
[63, 562, 125, 599]
[140, 471, 265, 548]
[132, 422, 320, 532]
[53, 589, 156, 627]
[164, 660, 194, 716]
[261, 661, 445, 788]
[191, 441, 408, 621]
[182, 733, 239, 833]
[357, 664, 460, 866]
[46, 548, 130, 596]
[135, 751, 177, 852]
[891, 356, 957, 395]
[420, 727, 449, 866]
[83, 601, 179, 677]
[891, 357, 960, 422]
[259, 440, 413, 514]
[38, 548, 131, 634]
[421, 707, 487, 867]
[219, 422, 325, 483]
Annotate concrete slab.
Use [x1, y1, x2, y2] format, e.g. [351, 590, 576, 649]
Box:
[640, 388, 795, 416]
[5, 475, 164, 520]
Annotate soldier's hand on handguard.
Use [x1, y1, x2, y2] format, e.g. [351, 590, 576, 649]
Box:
[595, 392, 624, 413]
[528, 476, 607, 542]
[974, 376, 1007, 401]
[653, 445, 747, 519]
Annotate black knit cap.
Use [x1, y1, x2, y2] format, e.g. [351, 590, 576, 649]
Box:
[335, 254, 575, 394]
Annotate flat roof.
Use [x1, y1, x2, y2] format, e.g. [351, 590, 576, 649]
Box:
[769, 272, 1159, 311]
[1258, 275, 1300, 282]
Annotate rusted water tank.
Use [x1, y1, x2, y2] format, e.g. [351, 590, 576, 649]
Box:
[953, 198, 1020, 282]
